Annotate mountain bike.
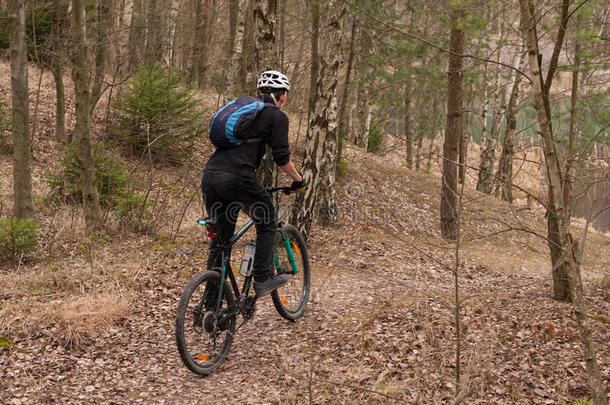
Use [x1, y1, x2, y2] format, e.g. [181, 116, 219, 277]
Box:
[175, 185, 310, 376]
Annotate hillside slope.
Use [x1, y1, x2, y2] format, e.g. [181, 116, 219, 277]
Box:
[0, 61, 608, 404]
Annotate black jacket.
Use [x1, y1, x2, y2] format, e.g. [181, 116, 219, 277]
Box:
[204, 95, 290, 178]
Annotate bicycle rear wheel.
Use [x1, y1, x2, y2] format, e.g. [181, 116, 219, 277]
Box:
[175, 270, 236, 375]
[271, 224, 310, 321]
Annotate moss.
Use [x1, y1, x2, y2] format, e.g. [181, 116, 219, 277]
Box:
[0, 336, 13, 349]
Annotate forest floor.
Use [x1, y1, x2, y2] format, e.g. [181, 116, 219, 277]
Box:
[0, 61, 609, 404]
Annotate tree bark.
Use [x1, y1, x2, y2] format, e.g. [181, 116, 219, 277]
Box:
[495, 44, 525, 203]
[253, 0, 278, 73]
[336, 15, 357, 175]
[144, 0, 163, 61]
[71, 0, 102, 228]
[404, 72, 413, 168]
[90, 0, 110, 114]
[50, 0, 65, 142]
[477, 47, 505, 194]
[8, 0, 34, 219]
[520, 1, 607, 402]
[127, 0, 143, 70]
[241, 0, 255, 94]
[166, 0, 180, 68]
[564, 13, 581, 224]
[191, 0, 212, 88]
[253, 0, 278, 186]
[440, 5, 464, 240]
[308, 0, 320, 116]
[225, 0, 247, 101]
[291, 0, 344, 237]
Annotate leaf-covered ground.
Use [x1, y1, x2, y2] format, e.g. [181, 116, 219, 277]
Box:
[1, 224, 608, 404]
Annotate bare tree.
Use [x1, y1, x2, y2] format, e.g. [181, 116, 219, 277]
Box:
[519, 0, 607, 402]
[336, 15, 357, 174]
[90, 0, 110, 114]
[495, 42, 525, 202]
[191, 0, 213, 89]
[225, 0, 247, 101]
[71, 0, 102, 227]
[8, 0, 34, 219]
[50, 0, 67, 142]
[253, 0, 278, 73]
[291, 0, 345, 237]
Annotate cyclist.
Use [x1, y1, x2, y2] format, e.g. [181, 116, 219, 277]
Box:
[201, 70, 307, 297]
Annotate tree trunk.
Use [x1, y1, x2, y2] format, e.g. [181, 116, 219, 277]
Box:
[144, 0, 162, 61]
[440, 5, 464, 240]
[241, 0, 255, 94]
[8, 0, 34, 219]
[404, 75, 413, 168]
[477, 55, 505, 194]
[166, 0, 180, 68]
[50, 1, 65, 142]
[225, 0, 247, 101]
[253, 0, 278, 73]
[291, 0, 344, 237]
[495, 44, 525, 203]
[253, 0, 278, 186]
[228, 0, 239, 57]
[336, 15, 357, 175]
[308, 0, 320, 117]
[519, 1, 607, 402]
[191, 0, 212, 88]
[51, 63, 65, 142]
[415, 134, 423, 170]
[564, 13, 581, 224]
[279, 0, 286, 70]
[71, 0, 102, 228]
[118, 0, 134, 74]
[90, 0, 110, 114]
[127, 0, 143, 70]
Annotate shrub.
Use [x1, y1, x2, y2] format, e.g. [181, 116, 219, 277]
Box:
[338, 160, 350, 178]
[111, 62, 206, 164]
[115, 191, 153, 233]
[46, 143, 129, 207]
[367, 119, 383, 154]
[0, 2, 57, 55]
[0, 217, 39, 260]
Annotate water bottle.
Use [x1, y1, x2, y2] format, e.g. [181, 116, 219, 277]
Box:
[239, 242, 256, 277]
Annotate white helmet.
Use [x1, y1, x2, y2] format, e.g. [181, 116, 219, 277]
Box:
[257, 70, 290, 91]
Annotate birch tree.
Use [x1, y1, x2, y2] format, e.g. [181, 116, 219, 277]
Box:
[224, 0, 247, 101]
[291, 0, 345, 237]
[519, 0, 606, 402]
[495, 42, 525, 202]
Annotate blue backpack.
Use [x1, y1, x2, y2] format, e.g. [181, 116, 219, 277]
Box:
[209, 97, 275, 148]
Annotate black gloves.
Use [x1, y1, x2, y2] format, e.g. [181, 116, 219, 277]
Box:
[290, 180, 308, 192]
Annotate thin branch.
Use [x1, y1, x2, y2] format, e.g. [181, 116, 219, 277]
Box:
[343, 0, 532, 83]
[545, 0, 572, 91]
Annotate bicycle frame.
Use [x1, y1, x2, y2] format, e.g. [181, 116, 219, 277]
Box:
[197, 189, 300, 320]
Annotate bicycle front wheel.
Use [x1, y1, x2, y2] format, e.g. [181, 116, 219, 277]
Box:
[271, 224, 310, 321]
[175, 270, 236, 375]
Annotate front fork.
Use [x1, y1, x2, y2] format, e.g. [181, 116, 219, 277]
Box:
[276, 226, 299, 275]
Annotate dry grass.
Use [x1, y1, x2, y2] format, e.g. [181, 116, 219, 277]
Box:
[41, 292, 131, 346]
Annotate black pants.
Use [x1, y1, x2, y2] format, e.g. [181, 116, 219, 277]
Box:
[201, 170, 277, 282]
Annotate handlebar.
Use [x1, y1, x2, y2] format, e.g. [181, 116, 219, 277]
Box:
[265, 185, 292, 194]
